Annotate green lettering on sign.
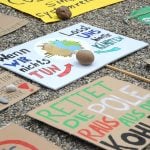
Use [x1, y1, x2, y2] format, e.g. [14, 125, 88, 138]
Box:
[139, 99, 150, 111]
[36, 109, 65, 123]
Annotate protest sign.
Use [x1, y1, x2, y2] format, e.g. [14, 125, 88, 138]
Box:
[0, 0, 123, 23]
[0, 123, 61, 150]
[0, 13, 28, 37]
[28, 76, 150, 150]
[0, 71, 40, 111]
[0, 23, 148, 90]
[129, 6, 150, 25]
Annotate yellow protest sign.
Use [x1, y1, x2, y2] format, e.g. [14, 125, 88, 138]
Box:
[0, 0, 123, 23]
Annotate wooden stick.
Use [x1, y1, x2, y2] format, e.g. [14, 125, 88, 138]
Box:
[106, 65, 150, 83]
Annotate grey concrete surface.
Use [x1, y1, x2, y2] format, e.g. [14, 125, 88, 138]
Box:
[0, 0, 150, 149]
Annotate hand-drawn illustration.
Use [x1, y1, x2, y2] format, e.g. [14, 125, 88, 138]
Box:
[39, 40, 83, 57]
[0, 124, 61, 150]
[18, 82, 34, 92]
[0, 140, 38, 150]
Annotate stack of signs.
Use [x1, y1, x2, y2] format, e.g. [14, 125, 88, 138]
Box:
[28, 76, 150, 150]
[0, 124, 61, 150]
[0, 23, 148, 90]
[0, 71, 40, 111]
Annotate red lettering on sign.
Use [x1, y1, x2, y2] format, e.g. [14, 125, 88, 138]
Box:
[77, 116, 120, 142]
[29, 64, 61, 78]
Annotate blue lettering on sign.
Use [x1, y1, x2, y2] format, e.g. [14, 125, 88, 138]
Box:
[17, 57, 31, 63]
[4, 60, 20, 67]
[59, 25, 91, 36]
[77, 29, 101, 38]
[3, 57, 31, 67]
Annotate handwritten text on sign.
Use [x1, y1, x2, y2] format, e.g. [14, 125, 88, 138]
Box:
[0, 0, 123, 23]
[28, 76, 150, 150]
[0, 124, 61, 150]
[0, 23, 148, 90]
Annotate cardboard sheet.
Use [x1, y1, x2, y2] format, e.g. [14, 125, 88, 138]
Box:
[0, 0, 123, 23]
[0, 71, 40, 111]
[0, 13, 28, 37]
[0, 23, 148, 90]
[0, 123, 61, 150]
[28, 76, 150, 150]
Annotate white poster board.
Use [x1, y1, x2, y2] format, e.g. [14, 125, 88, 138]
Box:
[0, 23, 148, 90]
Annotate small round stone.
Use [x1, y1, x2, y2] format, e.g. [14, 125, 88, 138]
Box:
[6, 84, 17, 92]
[56, 6, 72, 20]
[0, 97, 9, 104]
[76, 50, 95, 65]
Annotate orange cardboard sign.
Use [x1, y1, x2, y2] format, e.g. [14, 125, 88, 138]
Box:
[0, 124, 61, 150]
[0, 71, 40, 111]
[0, 13, 28, 37]
[28, 76, 150, 149]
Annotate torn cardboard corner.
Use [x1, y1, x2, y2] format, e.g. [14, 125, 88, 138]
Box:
[0, 123, 61, 150]
[0, 13, 28, 37]
[0, 71, 40, 111]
